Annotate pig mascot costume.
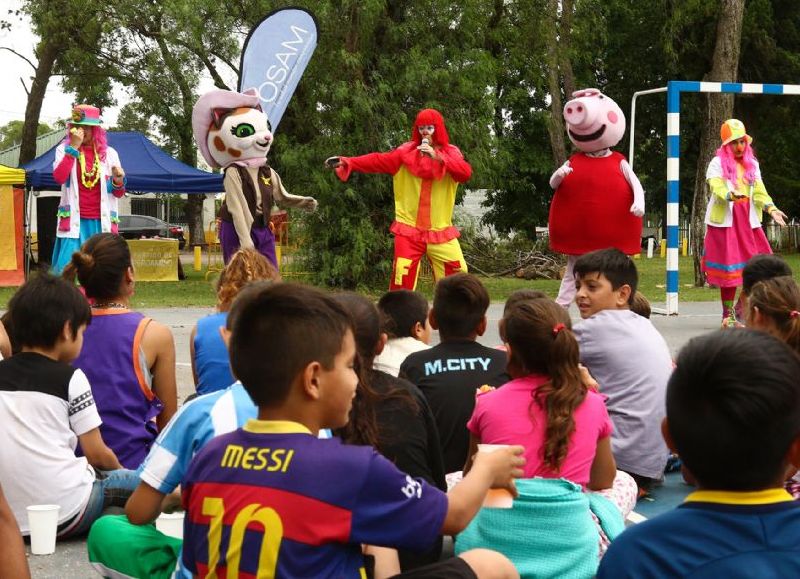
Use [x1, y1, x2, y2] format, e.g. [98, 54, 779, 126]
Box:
[548, 88, 645, 307]
[192, 88, 318, 267]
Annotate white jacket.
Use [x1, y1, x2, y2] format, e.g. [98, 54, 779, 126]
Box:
[54, 144, 121, 239]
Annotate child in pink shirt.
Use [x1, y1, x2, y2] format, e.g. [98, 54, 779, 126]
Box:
[465, 298, 636, 523]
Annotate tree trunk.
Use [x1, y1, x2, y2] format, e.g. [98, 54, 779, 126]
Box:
[19, 41, 59, 165]
[690, 0, 745, 285]
[559, 0, 576, 98]
[544, 0, 567, 166]
[155, 36, 206, 247]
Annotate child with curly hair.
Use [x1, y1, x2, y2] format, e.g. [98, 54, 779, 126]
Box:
[191, 248, 280, 396]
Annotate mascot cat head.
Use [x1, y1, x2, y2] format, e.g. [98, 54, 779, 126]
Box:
[192, 89, 273, 169]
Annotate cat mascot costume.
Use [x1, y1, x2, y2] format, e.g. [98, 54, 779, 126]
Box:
[192, 88, 317, 266]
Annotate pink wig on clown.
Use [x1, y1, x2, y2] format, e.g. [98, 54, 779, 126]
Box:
[62, 104, 108, 161]
[716, 141, 757, 186]
[716, 119, 757, 185]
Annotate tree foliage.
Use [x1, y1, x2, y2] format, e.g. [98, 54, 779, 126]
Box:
[0, 119, 52, 150]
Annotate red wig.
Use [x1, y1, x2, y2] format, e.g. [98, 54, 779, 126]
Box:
[410, 108, 450, 147]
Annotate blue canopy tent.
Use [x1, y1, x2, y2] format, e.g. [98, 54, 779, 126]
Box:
[21, 131, 222, 193]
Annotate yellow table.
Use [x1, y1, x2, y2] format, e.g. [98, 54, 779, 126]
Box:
[127, 239, 179, 281]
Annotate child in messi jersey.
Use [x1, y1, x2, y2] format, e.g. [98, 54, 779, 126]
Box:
[598, 329, 800, 578]
[181, 283, 523, 579]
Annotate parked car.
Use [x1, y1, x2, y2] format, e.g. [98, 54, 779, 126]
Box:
[117, 214, 186, 249]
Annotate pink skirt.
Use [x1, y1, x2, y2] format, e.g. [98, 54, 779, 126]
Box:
[702, 200, 772, 288]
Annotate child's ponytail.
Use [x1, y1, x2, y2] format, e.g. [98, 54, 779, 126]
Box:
[503, 299, 587, 471]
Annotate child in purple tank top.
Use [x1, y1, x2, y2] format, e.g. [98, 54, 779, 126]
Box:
[63, 233, 177, 469]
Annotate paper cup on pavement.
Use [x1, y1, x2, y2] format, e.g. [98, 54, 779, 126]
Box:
[27, 504, 60, 555]
[476, 444, 515, 508]
[156, 511, 185, 540]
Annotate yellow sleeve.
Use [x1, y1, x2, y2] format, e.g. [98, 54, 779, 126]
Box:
[707, 177, 730, 202]
[752, 179, 775, 213]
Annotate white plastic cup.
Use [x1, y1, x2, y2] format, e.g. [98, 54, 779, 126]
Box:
[156, 511, 185, 540]
[476, 444, 515, 508]
[26, 504, 60, 555]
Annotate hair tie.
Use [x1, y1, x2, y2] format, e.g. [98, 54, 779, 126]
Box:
[791, 310, 800, 319]
[552, 323, 566, 336]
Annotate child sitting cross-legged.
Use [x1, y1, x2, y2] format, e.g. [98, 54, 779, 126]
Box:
[374, 289, 432, 377]
[598, 329, 800, 577]
[464, 298, 637, 557]
[572, 248, 672, 496]
[401, 274, 509, 474]
[0, 274, 138, 539]
[180, 283, 524, 579]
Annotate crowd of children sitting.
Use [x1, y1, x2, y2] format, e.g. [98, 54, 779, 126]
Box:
[1, 238, 800, 578]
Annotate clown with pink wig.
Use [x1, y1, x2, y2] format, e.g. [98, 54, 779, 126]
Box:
[702, 119, 787, 325]
[51, 104, 126, 274]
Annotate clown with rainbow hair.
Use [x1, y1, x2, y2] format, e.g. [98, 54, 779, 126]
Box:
[702, 118, 788, 325]
[51, 104, 126, 274]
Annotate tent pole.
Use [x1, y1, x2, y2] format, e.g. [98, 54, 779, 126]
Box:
[23, 187, 32, 280]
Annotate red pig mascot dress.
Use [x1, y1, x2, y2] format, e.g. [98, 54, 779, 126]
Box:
[333, 109, 471, 290]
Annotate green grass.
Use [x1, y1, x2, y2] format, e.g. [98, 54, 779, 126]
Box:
[4, 253, 800, 308]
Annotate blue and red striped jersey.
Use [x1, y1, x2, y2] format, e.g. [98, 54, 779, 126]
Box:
[181, 419, 448, 578]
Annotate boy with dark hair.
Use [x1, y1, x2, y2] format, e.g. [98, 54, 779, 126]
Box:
[181, 283, 523, 579]
[374, 289, 431, 376]
[742, 254, 793, 295]
[599, 330, 800, 577]
[715, 254, 797, 328]
[572, 248, 671, 495]
[400, 274, 508, 473]
[0, 274, 137, 538]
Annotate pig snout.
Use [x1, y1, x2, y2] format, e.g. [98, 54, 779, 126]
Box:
[563, 98, 598, 129]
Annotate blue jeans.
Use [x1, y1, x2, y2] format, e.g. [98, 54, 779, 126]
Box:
[59, 469, 139, 538]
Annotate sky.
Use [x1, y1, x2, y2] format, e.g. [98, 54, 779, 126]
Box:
[0, 0, 230, 134]
[0, 0, 124, 129]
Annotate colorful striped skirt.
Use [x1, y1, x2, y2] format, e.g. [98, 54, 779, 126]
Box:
[702, 199, 772, 288]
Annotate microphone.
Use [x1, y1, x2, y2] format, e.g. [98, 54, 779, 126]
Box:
[422, 137, 429, 146]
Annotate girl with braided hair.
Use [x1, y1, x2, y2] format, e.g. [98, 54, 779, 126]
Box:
[745, 276, 800, 356]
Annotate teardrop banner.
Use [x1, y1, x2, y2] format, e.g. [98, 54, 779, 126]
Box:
[238, 8, 318, 133]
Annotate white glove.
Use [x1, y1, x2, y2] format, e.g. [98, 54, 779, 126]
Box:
[549, 162, 572, 189]
[302, 197, 318, 212]
[629, 195, 645, 217]
[623, 161, 645, 217]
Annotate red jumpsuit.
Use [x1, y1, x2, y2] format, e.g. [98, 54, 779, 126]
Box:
[336, 109, 472, 290]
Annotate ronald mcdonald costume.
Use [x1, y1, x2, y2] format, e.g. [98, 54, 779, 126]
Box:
[333, 109, 471, 290]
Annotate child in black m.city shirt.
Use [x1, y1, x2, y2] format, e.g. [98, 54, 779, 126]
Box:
[401, 274, 508, 474]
